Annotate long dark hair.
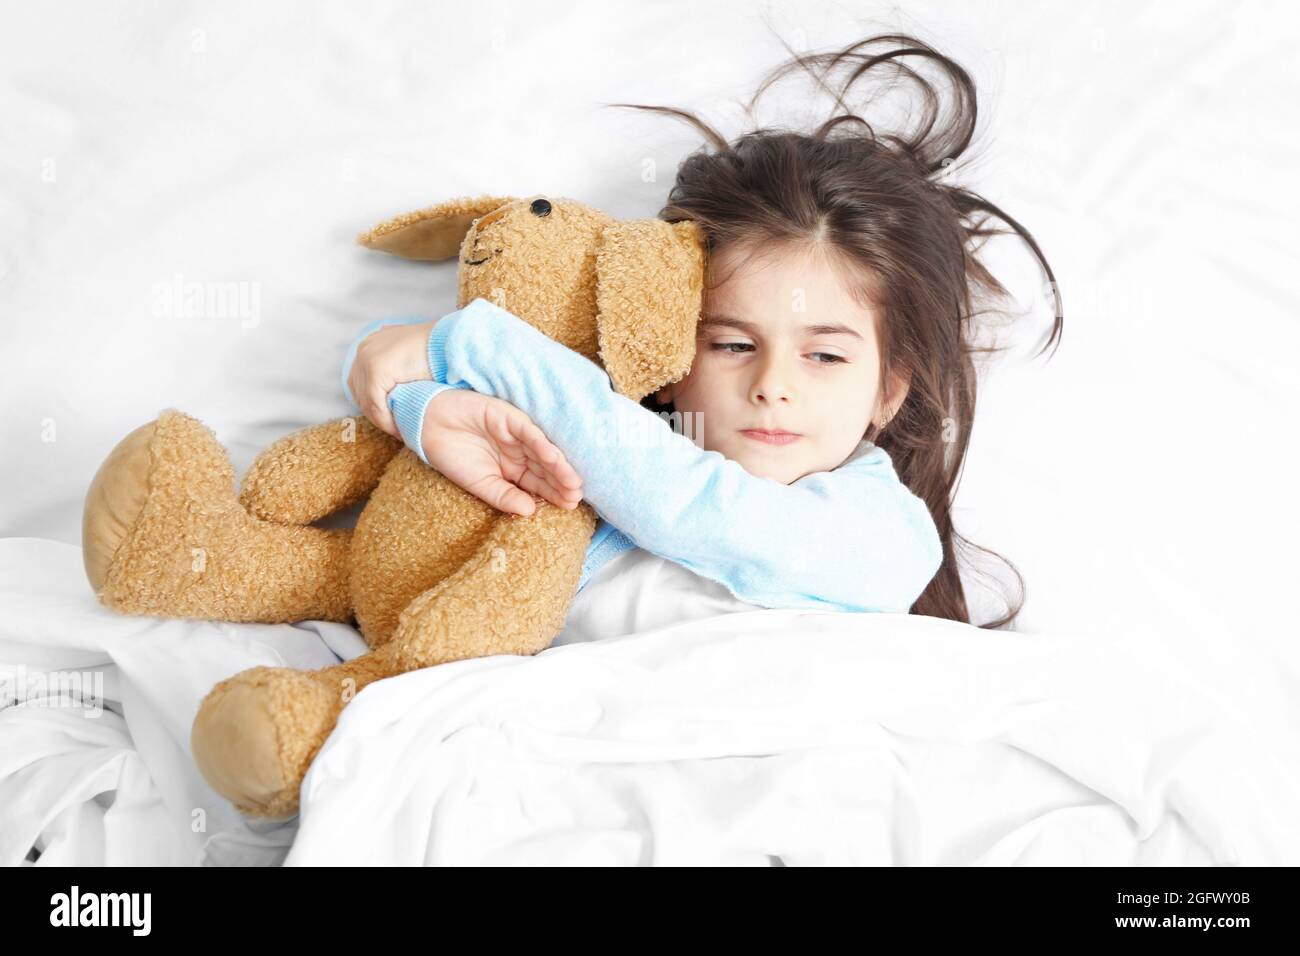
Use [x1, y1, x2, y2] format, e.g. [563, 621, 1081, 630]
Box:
[606, 32, 1063, 629]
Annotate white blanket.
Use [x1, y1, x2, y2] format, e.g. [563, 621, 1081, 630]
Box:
[288, 613, 1300, 866]
[0, 538, 362, 866]
[4, 537, 1296, 866]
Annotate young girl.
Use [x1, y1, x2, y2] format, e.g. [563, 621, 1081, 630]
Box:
[345, 32, 1062, 633]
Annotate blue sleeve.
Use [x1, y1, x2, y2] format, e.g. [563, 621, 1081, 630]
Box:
[340, 315, 467, 465]
[378, 297, 944, 614]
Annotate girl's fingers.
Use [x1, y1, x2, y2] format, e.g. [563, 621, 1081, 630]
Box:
[472, 474, 535, 517]
[494, 413, 518, 446]
[522, 450, 582, 506]
[503, 485, 536, 516]
[516, 465, 579, 511]
[504, 412, 582, 490]
[512, 468, 552, 507]
[488, 408, 577, 489]
[509, 452, 564, 508]
[547, 449, 582, 490]
[371, 390, 400, 438]
[520, 455, 582, 509]
[480, 404, 583, 512]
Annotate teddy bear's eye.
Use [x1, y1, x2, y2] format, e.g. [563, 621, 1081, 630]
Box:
[530, 198, 552, 217]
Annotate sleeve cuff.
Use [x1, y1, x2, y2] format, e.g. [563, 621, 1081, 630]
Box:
[426, 308, 464, 383]
[389, 380, 462, 466]
[426, 296, 510, 381]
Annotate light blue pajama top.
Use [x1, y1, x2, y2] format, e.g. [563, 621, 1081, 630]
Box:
[341, 297, 943, 614]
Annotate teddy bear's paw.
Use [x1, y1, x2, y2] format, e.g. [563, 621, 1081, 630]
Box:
[83, 409, 247, 615]
[191, 665, 342, 819]
[82, 418, 161, 596]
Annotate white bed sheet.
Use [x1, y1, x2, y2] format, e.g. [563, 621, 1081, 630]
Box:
[2, 0, 1297, 865]
[4, 536, 1297, 866]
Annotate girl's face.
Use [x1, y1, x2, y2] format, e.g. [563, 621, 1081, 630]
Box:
[655, 242, 908, 484]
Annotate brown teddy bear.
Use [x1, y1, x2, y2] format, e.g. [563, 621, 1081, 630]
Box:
[80, 194, 705, 818]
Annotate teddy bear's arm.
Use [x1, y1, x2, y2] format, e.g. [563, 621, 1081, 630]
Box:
[238, 415, 403, 525]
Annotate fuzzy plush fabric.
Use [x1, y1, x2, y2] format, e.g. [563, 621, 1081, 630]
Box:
[80, 194, 705, 817]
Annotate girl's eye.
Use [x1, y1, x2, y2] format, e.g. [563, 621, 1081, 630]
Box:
[709, 342, 846, 364]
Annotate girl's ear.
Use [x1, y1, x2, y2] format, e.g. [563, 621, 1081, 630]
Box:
[875, 367, 912, 427]
[653, 383, 675, 404]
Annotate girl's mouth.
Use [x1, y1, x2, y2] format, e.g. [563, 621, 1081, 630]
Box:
[740, 429, 801, 446]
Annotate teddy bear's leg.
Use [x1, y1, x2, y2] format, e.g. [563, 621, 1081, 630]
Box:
[192, 502, 597, 818]
[190, 646, 398, 818]
[389, 501, 598, 670]
[191, 503, 596, 818]
[84, 410, 354, 623]
[347, 450, 504, 647]
[238, 415, 403, 526]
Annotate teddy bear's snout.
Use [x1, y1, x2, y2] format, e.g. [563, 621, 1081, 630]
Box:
[462, 214, 493, 264]
[463, 243, 498, 266]
[464, 196, 553, 265]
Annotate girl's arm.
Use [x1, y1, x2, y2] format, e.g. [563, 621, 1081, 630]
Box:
[342, 298, 943, 613]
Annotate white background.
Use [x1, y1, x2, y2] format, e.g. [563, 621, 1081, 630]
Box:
[1, 2, 1296, 697]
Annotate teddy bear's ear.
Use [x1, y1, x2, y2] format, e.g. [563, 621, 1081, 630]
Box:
[595, 219, 705, 402]
[356, 194, 519, 261]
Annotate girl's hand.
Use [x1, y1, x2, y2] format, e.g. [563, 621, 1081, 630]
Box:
[422, 388, 584, 517]
[347, 321, 435, 438]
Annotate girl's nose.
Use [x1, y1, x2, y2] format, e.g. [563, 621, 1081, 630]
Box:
[748, 351, 795, 404]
